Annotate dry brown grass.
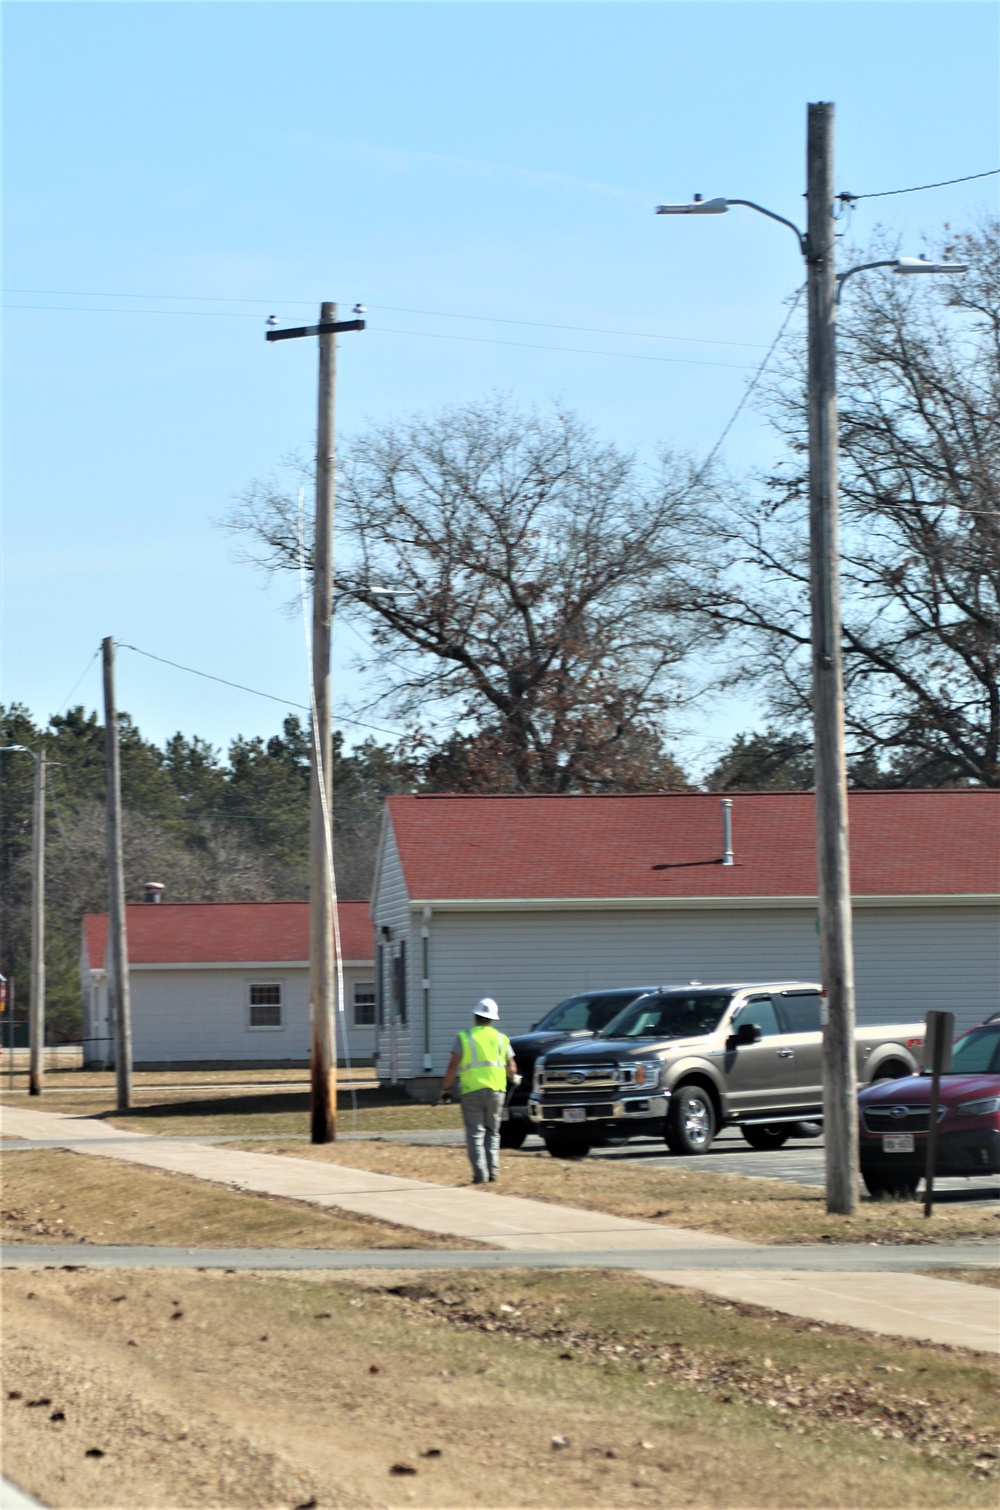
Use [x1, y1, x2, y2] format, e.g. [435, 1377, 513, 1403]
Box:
[4, 1265, 998, 1508]
[0, 1148, 469, 1250]
[251, 1138, 1000, 1247]
[919, 1269, 1000, 1289]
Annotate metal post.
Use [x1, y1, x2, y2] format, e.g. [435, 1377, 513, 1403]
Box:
[28, 752, 45, 1094]
[806, 102, 858, 1215]
[923, 1010, 954, 1218]
[310, 303, 338, 1143]
[103, 636, 133, 1111]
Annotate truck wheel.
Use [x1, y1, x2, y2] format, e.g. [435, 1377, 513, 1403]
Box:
[499, 1122, 528, 1149]
[543, 1128, 591, 1159]
[870, 1061, 909, 1083]
[664, 1086, 716, 1155]
[741, 1123, 791, 1150]
[862, 1167, 919, 1200]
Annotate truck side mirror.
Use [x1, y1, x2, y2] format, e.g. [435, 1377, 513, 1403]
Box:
[726, 1022, 762, 1051]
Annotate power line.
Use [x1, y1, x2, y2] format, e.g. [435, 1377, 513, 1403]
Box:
[3, 287, 771, 350]
[696, 285, 805, 479]
[116, 643, 399, 736]
[372, 324, 756, 371]
[840, 168, 999, 202]
[52, 647, 101, 717]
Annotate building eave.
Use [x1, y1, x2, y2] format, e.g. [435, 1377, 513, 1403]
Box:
[407, 893, 998, 913]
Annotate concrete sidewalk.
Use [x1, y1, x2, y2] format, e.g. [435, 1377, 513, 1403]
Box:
[3, 1103, 997, 1350]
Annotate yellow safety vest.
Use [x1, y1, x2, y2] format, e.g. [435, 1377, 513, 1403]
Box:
[457, 1025, 511, 1095]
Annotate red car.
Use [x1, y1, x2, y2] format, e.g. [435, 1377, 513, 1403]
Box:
[858, 1018, 1000, 1199]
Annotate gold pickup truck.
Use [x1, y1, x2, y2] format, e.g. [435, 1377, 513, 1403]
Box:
[527, 980, 925, 1158]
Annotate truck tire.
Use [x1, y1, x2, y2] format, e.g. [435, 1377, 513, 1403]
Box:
[870, 1060, 909, 1084]
[862, 1167, 919, 1200]
[664, 1085, 716, 1155]
[741, 1123, 791, 1150]
[544, 1127, 591, 1159]
[499, 1121, 529, 1149]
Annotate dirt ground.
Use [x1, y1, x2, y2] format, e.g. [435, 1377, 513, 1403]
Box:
[3, 1266, 997, 1510]
[246, 1138, 1000, 1247]
[0, 1149, 470, 1250]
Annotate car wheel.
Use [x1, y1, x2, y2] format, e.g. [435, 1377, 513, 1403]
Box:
[664, 1085, 716, 1155]
[862, 1167, 920, 1200]
[499, 1121, 528, 1149]
[741, 1123, 791, 1151]
[543, 1128, 591, 1159]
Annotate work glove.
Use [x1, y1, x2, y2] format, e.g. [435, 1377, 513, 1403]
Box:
[510, 1074, 523, 1088]
[438, 1091, 454, 1106]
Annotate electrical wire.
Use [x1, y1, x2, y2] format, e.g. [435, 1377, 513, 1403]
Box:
[695, 285, 805, 480]
[3, 286, 773, 349]
[839, 168, 999, 202]
[52, 647, 101, 717]
[116, 643, 398, 736]
[296, 490, 357, 1134]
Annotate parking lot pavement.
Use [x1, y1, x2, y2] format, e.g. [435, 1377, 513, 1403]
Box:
[383, 1125, 1000, 1207]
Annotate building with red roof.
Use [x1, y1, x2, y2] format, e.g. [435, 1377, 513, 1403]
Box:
[369, 791, 999, 1094]
[81, 899, 374, 1067]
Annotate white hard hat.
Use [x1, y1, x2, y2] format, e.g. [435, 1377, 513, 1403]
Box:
[474, 997, 500, 1020]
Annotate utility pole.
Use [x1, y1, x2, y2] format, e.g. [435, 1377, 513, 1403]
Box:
[310, 301, 338, 1143]
[266, 302, 364, 1143]
[103, 636, 133, 1112]
[806, 102, 857, 1215]
[29, 751, 46, 1094]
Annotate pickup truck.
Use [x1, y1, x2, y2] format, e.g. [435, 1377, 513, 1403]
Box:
[527, 980, 925, 1157]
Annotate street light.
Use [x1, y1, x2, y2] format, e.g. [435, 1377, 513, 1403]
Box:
[657, 105, 967, 1215]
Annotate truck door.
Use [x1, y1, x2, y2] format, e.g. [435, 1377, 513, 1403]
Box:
[773, 990, 824, 1112]
[723, 994, 802, 1117]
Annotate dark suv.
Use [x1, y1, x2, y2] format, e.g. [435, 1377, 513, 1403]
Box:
[501, 987, 655, 1147]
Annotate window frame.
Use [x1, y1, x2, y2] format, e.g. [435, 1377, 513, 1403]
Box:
[353, 982, 377, 1028]
[246, 980, 284, 1032]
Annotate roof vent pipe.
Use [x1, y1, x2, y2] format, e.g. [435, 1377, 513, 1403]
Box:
[143, 881, 165, 904]
[720, 799, 734, 866]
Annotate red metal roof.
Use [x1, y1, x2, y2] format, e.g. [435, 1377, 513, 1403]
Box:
[82, 901, 373, 969]
[386, 791, 1000, 901]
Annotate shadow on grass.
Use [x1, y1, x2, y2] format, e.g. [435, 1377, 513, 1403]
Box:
[90, 1085, 418, 1123]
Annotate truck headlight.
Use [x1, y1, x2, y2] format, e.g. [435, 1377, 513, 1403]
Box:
[533, 1058, 546, 1092]
[634, 1060, 663, 1089]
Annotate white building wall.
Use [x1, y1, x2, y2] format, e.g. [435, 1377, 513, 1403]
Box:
[370, 818, 418, 1081]
[109, 961, 377, 1065]
[416, 902, 999, 1078]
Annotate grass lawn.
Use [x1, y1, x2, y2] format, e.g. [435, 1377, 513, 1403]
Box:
[3, 1265, 997, 1509]
[250, 1138, 1000, 1248]
[0, 1148, 469, 1250]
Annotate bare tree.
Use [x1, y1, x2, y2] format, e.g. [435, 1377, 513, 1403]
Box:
[690, 221, 1000, 787]
[228, 398, 707, 791]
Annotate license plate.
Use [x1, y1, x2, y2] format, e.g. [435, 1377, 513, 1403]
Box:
[562, 1107, 586, 1124]
[882, 1134, 915, 1153]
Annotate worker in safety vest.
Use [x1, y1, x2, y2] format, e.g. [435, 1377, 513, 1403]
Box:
[439, 998, 519, 1184]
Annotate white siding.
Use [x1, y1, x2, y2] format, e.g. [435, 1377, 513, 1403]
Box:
[122, 961, 375, 1065]
[370, 818, 418, 1080]
[416, 903, 999, 1075]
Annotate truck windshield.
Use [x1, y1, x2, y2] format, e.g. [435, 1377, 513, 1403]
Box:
[942, 1026, 1000, 1076]
[602, 993, 733, 1039]
[536, 991, 646, 1033]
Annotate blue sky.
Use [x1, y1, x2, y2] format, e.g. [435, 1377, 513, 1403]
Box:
[3, 1, 997, 775]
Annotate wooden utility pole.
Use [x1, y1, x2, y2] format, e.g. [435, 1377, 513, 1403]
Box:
[102, 636, 133, 1111]
[265, 302, 364, 1143]
[310, 302, 338, 1143]
[28, 751, 45, 1095]
[806, 102, 858, 1215]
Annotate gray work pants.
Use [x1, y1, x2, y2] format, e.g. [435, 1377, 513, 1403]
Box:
[460, 1087, 505, 1182]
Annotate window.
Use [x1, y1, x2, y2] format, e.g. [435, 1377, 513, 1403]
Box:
[609, 993, 733, 1040]
[248, 982, 282, 1029]
[732, 995, 781, 1038]
[778, 992, 822, 1034]
[354, 983, 376, 1027]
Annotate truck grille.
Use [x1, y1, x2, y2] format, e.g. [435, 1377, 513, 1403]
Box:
[862, 1104, 944, 1134]
[538, 1062, 622, 1092]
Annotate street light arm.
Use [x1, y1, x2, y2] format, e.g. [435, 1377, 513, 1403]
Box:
[725, 200, 807, 257]
[835, 259, 897, 304]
